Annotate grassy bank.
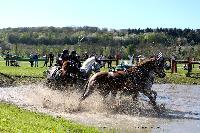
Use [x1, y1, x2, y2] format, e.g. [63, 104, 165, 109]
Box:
[0, 102, 100, 133]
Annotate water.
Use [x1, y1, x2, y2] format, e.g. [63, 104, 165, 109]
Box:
[0, 84, 200, 132]
[154, 84, 200, 119]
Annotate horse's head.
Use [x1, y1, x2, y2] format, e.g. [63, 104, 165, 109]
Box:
[152, 54, 166, 78]
[81, 56, 101, 73]
[92, 62, 101, 72]
[135, 54, 166, 79]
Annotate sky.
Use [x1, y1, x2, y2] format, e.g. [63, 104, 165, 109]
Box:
[0, 0, 199, 29]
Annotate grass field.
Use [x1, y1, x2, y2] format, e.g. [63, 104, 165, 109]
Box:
[0, 102, 100, 133]
[1, 59, 200, 84]
[0, 60, 47, 77]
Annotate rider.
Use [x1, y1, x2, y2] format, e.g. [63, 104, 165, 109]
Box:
[59, 49, 70, 80]
[67, 50, 81, 84]
[60, 49, 69, 65]
[69, 50, 81, 69]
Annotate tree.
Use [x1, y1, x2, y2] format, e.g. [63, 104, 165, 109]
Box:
[8, 34, 19, 44]
[127, 44, 136, 56]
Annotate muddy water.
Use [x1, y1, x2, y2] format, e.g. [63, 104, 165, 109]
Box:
[0, 84, 200, 133]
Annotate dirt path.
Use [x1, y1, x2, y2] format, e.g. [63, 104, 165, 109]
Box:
[0, 83, 200, 132]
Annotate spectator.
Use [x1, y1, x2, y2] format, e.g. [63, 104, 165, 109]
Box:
[5, 51, 10, 66]
[115, 53, 121, 66]
[107, 55, 112, 68]
[49, 52, 54, 67]
[29, 53, 34, 67]
[43, 54, 49, 67]
[33, 53, 39, 67]
[101, 55, 106, 68]
[56, 53, 62, 66]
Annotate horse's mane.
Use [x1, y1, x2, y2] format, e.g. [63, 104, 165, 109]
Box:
[137, 58, 155, 67]
[81, 56, 96, 70]
[127, 58, 155, 73]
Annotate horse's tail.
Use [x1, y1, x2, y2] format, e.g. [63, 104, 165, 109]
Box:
[80, 77, 94, 101]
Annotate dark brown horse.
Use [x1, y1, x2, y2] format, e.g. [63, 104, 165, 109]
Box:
[80, 55, 166, 107]
[60, 60, 80, 85]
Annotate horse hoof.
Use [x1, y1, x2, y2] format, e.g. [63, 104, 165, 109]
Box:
[149, 101, 156, 106]
[158, 103, 166, 112]
[153, 104, 165, 114]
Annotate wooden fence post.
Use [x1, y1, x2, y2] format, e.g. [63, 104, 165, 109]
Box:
[187, 57, 192, 77]
[171, 59, 177, 73]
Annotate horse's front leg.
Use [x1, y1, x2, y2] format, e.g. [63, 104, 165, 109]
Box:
[142, 89, 157, 106]
[100, 88, 110, 102]
[132, 90, 139, 101]
[152, 90, 157, 102]
[111, 89, 117, 99]
[132, 92, 139, 101]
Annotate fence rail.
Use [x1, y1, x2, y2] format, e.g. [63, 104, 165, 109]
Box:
[171, 58, 200, 76]
[4, 58, 45, 61]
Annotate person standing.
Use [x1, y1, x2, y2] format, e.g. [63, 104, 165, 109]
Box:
[29, 53, 34, 67]
[56, 53, 62, 66]
[107, 55, 112, 68]
[33, 53, 38, 67]
[43, 54, 49, 67]
[49, 52, 54, 67]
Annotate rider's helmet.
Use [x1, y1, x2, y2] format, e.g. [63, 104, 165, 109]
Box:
[71, 50, 76, 57]
[63, 49, 68, 54]
[71, 50, 76, 56]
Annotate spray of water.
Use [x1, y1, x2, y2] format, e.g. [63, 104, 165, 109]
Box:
[1, 83, 200, 132]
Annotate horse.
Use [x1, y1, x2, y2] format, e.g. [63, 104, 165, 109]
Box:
[61, 56, 101, 86]
[80, 55, 166, 107]
[80, 56, 101, 79]
[46, 56, 101, 89]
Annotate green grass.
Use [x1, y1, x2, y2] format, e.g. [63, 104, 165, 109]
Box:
[156, 64, 200, 84]
[0, 102, 100, 133]
[0, 61, 47, 77]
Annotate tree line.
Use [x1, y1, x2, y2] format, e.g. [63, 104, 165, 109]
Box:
[0, 26, 199, 46]
[0, 26, 200, 59]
